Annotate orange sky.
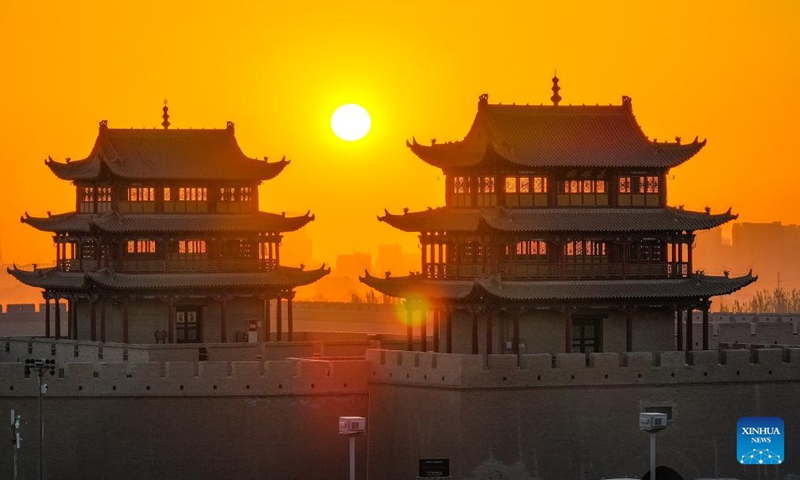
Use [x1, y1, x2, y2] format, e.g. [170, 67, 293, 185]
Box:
[1, 1, 799, 270]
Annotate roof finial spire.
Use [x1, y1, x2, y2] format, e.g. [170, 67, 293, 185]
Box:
[161, 99, 170, 129]
[550, 71, 562, 106]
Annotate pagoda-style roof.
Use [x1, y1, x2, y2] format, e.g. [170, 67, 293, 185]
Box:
[360, 271, 757, 303]
[359, 273, 474, 300]
[7, 267, 88, 290]
[8, 265, 330, 292]
[45, 122, 288, 182]
[22, 210, 314, 234]
[407, 95, 705, 170]
[379, 206, 736, 233]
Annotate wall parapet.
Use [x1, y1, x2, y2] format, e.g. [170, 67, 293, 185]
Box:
[0, 357, 369, 397]
[366, 348, 800, 389]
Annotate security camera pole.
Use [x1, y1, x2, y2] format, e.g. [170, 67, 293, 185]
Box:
[639, 412, 668, 480]
[338, 416, 366, 480]
[25, 359, 55, 480]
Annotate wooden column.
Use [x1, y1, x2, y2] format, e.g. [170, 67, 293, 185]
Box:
[702, 300, 711, 350]
[264, 298, 271, 342]
[564, 308, 572, 353]
[485, 308, 493, 355]
[68, 297, 76, 340]
[90, 297, 97, 342]
[432, 308, 440, 353]
[453, 238, 461, 280]
[686, 307, 694, 351]
[406, 302, 413, 351]
[446, 307, 453, 354]
[671, 240, 677, 278]
[687, 233, 694, 274]
[420, 307, 427, 352]
[122, 298, 130, 344]
[625, 306, 633, 352]
[471, 307, 478, 354]
[512, 308, 520, 355]
[621, 239, 628, 279]
[421, 234, 428, 277]
[276, 296, 283, 341]
[100, 300, 107, 343]
[678, 237, 684, 276]
[676, 306, 683, 351]
[44, 296, 51, 339]
[168, 297, 175, 344]
[287, 293, 294, 341]
[438, 241, 444, 278]
[54, 296, 61, 340]
[220, 297, 228, 343]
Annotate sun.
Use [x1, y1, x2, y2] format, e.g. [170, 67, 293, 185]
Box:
[331, 104, 371, 141]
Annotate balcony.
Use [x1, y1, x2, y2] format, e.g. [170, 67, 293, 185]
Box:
[439, 261, 689, 281]
[57, 258, 278, 273]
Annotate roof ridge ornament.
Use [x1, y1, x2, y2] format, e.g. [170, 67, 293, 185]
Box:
[478, 93, 489, 108]
[161, 99, 170, 129]
[621, 95, 632, 111]
[227, 121, 235, 134]
[550, 73, 562, 106]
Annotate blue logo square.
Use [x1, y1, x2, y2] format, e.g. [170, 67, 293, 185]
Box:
[737, 417, 784, 465]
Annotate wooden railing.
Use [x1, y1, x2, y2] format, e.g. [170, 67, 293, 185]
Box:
[59, 258, 278, 273]
[440, 262, 690, 280]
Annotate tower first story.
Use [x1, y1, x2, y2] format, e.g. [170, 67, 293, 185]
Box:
[8, 265, 329, 344]
[361, 271, 757, 355]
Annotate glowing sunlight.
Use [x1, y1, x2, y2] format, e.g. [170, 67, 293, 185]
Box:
[331, 104, 371, 141]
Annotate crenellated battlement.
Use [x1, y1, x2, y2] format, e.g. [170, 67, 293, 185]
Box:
[366, 346, 800, 389]
[0, 336, 382, 366]
[0, 357, 369, 397]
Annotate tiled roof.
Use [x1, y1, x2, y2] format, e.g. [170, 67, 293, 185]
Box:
[23, 211, 314, 234]
[359, 271, 756, 302]
[380, 206, 735, 233]
[407, 97, 705, 169]
[46, 124, 288, 181]
[359, 271, 474, 300]
[473, 272, 756, 301]
[87, 265, 329, 290]
[7, 267, 87, 290]
[7, 265, 329, 291]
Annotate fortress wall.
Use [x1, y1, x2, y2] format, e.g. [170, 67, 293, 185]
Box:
[692, 319, 799, 349]
[0, 394, 368, 480]
[367, 348, 800, 480]
[0, 356, 370, 398]
[366, 347, 800, 390]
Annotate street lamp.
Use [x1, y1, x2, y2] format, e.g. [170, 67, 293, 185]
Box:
[639, 412, 668, 480]
[338, 416, 366, 480]
[10, 409, 22, 480]
[25, 359, 55, 480]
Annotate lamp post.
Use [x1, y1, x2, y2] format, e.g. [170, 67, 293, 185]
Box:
[25, 359, 55, 480]
[338, 416, 366, 480]
[639, 412, 668, 480]
[10, 409, 21, 480]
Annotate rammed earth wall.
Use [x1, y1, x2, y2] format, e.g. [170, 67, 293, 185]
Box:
[1, 338, 799, 479]
[366, 349, 800, 480]
[0, 338, 370, 479]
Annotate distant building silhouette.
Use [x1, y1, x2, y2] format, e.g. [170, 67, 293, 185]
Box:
[375, 244, 404, 277]
[695, 221, 800, 300]
[335, 252, 372, 279]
